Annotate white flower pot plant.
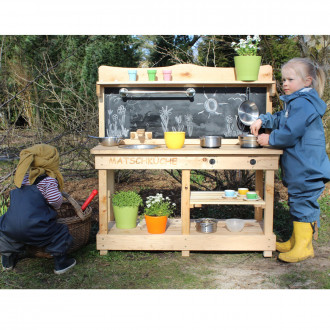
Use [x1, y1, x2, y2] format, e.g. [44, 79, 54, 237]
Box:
[143, 193, 176, 234]
[232, 35, 261, 81]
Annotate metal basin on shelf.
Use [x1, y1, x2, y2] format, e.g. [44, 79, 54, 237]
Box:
[119, 144, 160, 149]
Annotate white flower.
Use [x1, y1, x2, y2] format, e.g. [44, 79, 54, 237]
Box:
[231, 35, 260, 56]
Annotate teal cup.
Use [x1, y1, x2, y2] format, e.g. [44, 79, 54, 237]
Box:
[224, 190, 236, 197]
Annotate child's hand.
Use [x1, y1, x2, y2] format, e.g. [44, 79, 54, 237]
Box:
[257, 133, 270, 146]
[250, 119, 262, 136]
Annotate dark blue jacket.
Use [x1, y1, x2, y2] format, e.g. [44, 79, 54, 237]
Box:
[259, 88, 330, 193]
[0, 180, 72, 255]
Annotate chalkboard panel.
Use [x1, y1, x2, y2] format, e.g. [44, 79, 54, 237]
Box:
[104, 87, 267, 138]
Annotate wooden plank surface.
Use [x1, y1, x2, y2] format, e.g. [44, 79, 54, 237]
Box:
[91, 144, 283, 156]
[98, 63, 274, 84]
[97, 218, 276, 252]
[94, 155, 280, 170]
[190, 191, 266, 207]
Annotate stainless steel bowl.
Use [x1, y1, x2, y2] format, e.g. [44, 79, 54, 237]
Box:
[89, 136, 123, 147]
[238, 134, 260, 148]
[195, 219, 217, 233]
[200, 136, 222, 148]
[119, 144, 160, 149]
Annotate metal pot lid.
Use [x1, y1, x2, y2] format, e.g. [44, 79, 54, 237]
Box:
[238, 87, 259, 126]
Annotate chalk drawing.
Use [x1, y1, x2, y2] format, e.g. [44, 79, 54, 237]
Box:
[184, 114, 194, 137]
[197, 91, 227, 119]
[172, 115, 185, 132]
[224, 115, 240, 137]
[159, 106, 173, 132]
[106, 103, 129, 137]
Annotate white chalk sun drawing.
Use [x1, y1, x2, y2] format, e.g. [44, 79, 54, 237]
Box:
[197, 92, 228, 119]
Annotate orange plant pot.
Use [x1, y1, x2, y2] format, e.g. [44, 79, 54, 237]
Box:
[145, 215, 168, 234]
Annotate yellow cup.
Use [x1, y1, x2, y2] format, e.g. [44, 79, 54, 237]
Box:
[164, 132, 185, 149]
[238, 188, 249, 196]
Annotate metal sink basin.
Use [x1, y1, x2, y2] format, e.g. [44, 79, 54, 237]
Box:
[119, 144, 160, 149]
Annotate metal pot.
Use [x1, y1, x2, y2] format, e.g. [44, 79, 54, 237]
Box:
[200, 136, 222, 148]
[88, 135, 123, 147]
[238, 87, 259, 126]
[195, 219, 217, 233]
[238, 134, 260, 148]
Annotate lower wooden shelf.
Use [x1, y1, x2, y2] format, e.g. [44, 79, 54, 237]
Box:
[96, 219, 276, 252]
[190, 191, 266, 207]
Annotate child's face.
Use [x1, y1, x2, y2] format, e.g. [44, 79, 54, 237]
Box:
[282, 67, 312, 95]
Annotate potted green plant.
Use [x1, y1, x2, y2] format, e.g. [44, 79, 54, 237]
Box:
[232, 35, 261, 81]
[143, 193, 176, 234]
[111, 190, 143, 229]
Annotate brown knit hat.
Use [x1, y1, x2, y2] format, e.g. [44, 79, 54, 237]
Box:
[14, 144, 64, 191]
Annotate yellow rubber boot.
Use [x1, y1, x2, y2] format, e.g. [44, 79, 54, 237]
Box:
[278, 221, 314, 263]
[276, 232, 295, 252]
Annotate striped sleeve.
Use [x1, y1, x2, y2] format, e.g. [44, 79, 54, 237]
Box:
[22, 174, 63, 209]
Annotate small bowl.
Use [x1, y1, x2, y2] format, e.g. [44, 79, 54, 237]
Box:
[225, 219, 245, 232]
[164, 132, 185, 149]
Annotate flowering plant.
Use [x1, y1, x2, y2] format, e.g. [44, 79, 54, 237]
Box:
[231, 35, 260, 56]
[144, 193, 176, 217]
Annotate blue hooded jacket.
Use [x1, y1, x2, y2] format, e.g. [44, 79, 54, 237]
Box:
[258, 87, 330, 193]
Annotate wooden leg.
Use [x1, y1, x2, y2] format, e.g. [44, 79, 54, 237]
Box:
[100, 250, 108, 256]
[107, 170, 115, 221]
[181, 170, 191, 257]
[255, 170, 264, 221]
[264, 170, 275, 235]
[181, 170, 191, 235]
[263, 251, 273, 258]
[98, 170, 109, 235]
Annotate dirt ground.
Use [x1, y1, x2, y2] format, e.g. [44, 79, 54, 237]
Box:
[64, 171, 330, 289]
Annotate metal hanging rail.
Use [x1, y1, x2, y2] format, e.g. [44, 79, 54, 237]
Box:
[119, 88, 196, 98]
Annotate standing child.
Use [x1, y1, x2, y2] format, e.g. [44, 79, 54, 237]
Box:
[0, 144, 76, 274]
[250, 57, 330, 263]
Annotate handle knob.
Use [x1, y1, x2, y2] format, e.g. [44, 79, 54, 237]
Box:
[209, 159, 216, 165]
[250, 159, 256, 165]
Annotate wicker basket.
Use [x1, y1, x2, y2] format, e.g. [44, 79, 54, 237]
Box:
[27, 192, 93, 258]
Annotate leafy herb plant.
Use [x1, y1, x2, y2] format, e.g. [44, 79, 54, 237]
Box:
[111, 190, 143, 208]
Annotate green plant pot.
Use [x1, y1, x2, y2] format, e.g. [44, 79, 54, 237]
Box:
[147, 69, 157, 81]
[113, 205, 138, 229]
[234, 56, 261, 81]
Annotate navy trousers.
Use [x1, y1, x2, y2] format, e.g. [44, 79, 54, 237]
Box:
[0, 184, 72, 256]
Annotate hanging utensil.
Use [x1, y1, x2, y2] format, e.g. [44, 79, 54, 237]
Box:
[238, 87, 259, 126]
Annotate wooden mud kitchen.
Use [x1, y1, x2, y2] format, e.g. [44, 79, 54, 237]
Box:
[91, 64, 283, 257]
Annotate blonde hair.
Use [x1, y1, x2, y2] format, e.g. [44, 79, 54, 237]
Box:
[282, 57, 326, 97]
